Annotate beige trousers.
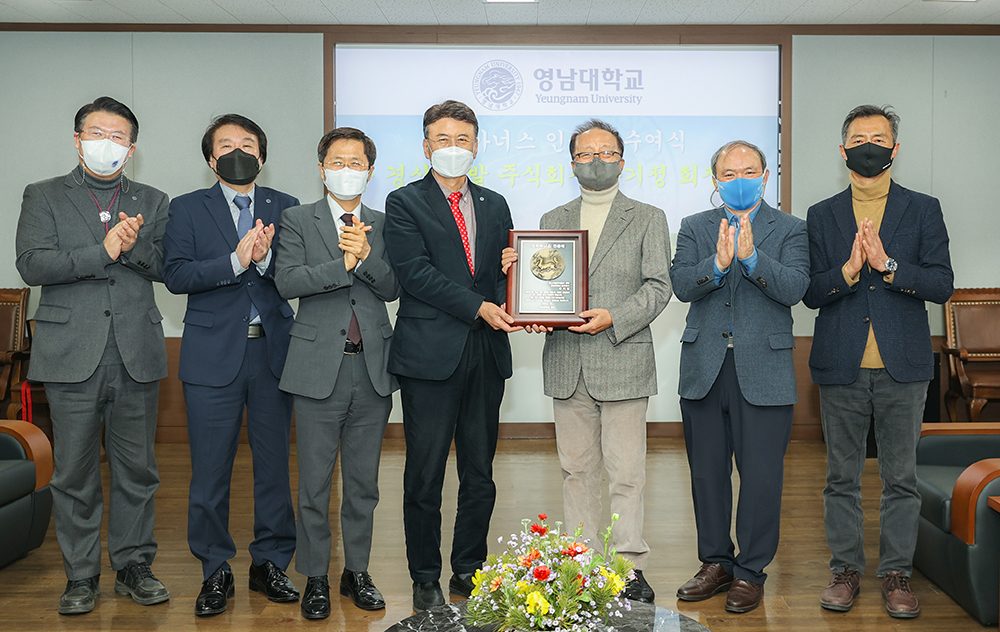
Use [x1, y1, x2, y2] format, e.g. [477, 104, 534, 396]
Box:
[553, 373, 650, 569]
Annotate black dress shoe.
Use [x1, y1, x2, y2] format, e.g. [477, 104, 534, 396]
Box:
[195, 568, 234, 616]
[449, 572, 475, 598]
[301, 576, 331, 620]
[622, 569, 655, 604]
[59, 576, 100, 615]
[115, 562, 170, 605]
[340, 569, 385, 611]
[249, 560, 300, 603]
[412, 581, 445, 611]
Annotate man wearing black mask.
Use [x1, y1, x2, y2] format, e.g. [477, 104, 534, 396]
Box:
[163, 114, 299, 616]
[804, 105, 953, 619]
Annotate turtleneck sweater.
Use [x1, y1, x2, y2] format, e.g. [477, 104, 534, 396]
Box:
[580, 182, 619, 259]
[846, 169, 891, 369]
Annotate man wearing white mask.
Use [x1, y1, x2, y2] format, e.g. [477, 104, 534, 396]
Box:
[274, 127, 399, 619]
[526, 119, 672, 604]
[669, 140, 809, 614]
[16, 96, 170, 614]
[383, 100, 519, 611]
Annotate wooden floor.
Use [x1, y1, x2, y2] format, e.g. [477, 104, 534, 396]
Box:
[0, 438, 988, 631]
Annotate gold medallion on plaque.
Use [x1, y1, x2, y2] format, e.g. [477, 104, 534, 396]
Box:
[530, 248, 566, 280]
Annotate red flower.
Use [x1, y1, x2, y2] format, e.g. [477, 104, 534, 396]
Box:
[533, 565, 551, 581]
[538, 513, 547, 520]
[562, 543, 589, 556]
[531, 523, 548, 536]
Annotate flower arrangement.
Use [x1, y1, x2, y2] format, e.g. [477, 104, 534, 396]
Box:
[466, 513, 635, 631]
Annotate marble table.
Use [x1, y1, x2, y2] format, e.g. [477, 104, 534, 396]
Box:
[385, 600, 712, 632]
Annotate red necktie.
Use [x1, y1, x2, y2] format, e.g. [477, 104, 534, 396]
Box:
[340, 213, 362, 345]
[448, 191, 474, 275]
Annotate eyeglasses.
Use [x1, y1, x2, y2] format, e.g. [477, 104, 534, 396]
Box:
[80, 126, 131, 145]
[573, 150, 622, 163]
[426, 136, 475, 149]
[323, 160, 370, 171]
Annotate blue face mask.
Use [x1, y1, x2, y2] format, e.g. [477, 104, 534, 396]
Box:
[715, 175, 765, 212]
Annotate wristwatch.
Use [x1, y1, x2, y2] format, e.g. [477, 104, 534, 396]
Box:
[882, 257, 898, 275]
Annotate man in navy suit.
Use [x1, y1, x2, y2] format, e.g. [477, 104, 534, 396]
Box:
[805, 105, 953, 619]
[383, 100, 519, 612]
[163, 114, 299, 616]
[670, 140, 809, 614]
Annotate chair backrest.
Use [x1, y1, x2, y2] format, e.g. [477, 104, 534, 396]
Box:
[945, 288, 1000, 359]
[0, 288, 30, 354]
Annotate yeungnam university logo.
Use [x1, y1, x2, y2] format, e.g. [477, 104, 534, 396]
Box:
[472, 60, 523, 111]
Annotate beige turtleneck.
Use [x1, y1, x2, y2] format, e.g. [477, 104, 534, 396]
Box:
[580, 182, 619, 259]
[845, 169, 892, 369]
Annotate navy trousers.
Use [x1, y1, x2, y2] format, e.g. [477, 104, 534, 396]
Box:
[680, 349, 793, 584]
[184, 335, 295, 580]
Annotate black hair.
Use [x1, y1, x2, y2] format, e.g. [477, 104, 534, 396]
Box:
[317, 127, 376, 166]
[201, 113, 267, 164]
[74, 96, 139, 144]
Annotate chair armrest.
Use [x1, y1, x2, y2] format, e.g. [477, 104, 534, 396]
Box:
[0, 420, 53, 490]
[921, 423, 1000, 437]
[0, 349, 27, 366]
[952, 458, 1000, 545]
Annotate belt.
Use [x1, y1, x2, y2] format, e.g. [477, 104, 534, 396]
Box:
[248, 324, 264, 338]
[344, 339, 363, 354]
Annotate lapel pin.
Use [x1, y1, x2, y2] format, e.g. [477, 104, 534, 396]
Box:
[132, 196, 137, 200]
[266, 198, 271, 204]
[479, 197, 485, 202]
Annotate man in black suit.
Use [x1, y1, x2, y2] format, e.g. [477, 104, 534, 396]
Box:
[163, 114, 299, 616]
[383, 100, 519, 611]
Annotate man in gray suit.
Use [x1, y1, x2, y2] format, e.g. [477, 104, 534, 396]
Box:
[529, 119, 672, 603]
[275, 127, 399, 619]
[669, 140, 809, 614]
[15, 96, 169, 614]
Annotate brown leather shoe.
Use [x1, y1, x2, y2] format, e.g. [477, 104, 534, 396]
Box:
[676, 563, 734, 602]
[881, 571, 920, 619]
[820, 569, 861, 611]
[725, 578, 764, 613]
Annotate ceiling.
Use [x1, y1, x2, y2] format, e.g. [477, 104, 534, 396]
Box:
[2, 0, 1000, 26]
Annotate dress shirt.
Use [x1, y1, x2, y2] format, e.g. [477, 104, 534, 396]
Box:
[436, 176, 476, 265]
[221, 182, 269, 324]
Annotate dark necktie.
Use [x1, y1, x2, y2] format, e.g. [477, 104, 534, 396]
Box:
[448, 191, 474, 275]
[340, 212, 362, 345]
[234, 194, 260, 323]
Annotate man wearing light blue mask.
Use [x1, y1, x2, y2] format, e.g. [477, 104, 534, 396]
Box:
[670, 140, 809, 614]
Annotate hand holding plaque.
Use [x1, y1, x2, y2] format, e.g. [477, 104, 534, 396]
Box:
[505, 230, 589, 328]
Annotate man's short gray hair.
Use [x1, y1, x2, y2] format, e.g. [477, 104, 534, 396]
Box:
[569, 119, 625, 157]
[841, 105, 899, 145]
[710, 141, 767, 177]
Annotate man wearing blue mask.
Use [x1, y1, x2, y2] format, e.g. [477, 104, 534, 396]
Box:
[805, 105, 953, 619]
[163, 114, 299, 617]
[383, 100, 518, 612]
[524, 119, 672, 604]
[669, 140, 809, 614]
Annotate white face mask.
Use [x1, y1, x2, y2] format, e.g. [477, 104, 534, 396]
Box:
[80, 138, 131, 176]
[430, 146, 475, 179]
[323, 168, 370, 201]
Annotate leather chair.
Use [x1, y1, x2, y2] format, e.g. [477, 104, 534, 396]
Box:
[0, 288, 30, 419]
[943, 288, 1000, 422]
[0, 419, 53, 568]
[914, 422, 1000, 625]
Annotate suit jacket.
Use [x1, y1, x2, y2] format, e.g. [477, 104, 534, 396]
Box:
[670, 202, 809, 407]
[384, 171, 512, 381]
[539, 191, 672, 401]
[803, 181, 953, 385]
[162, 182, 297, 387]
[15, 169, 168, 384]
[275, 199, 400, 399]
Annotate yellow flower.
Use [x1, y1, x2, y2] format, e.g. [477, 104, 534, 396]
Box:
[471, 569, 487, 596]
[516, 580, 531, 595]
[599, 568, 625, 594]
[525, 591, 551, 615]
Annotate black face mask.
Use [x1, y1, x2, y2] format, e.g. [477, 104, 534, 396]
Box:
[214, 148, 260, 186]
[844, 142, 893, 178]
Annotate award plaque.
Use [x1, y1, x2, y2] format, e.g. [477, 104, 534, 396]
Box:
[505, 230, 589, 327]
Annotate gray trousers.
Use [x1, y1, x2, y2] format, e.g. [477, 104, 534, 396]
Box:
[45, 340, 160, 580]
[553, 373, 650, 569]
[820, 370, 928, 577]
[293, 352, 391, 578]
